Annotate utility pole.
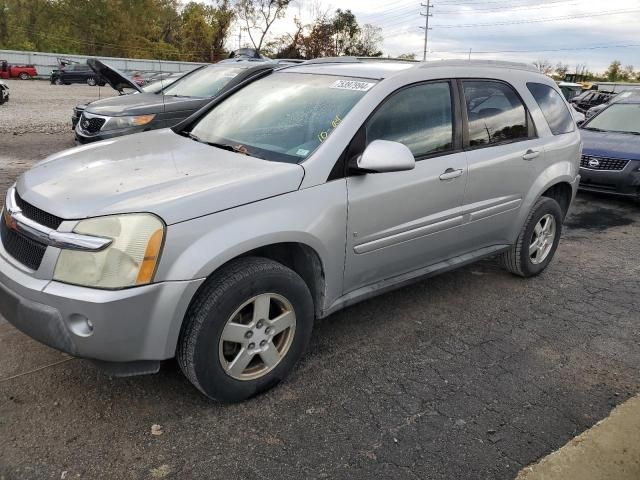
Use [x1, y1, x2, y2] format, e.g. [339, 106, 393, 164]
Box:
[420, 2, 433, 61]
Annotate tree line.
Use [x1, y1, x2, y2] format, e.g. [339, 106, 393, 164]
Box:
[0, 0, 385, 62]
[533, 59, 640, 83]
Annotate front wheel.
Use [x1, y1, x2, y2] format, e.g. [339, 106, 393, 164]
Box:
[18, 72, 30, 80]
[86, 76, 96, 86]
[501, 197, 563, 277]
[54, 77, 63, 85]
[177, 257, 314, 402]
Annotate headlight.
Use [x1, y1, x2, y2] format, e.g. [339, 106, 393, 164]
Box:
[54, 214, 165, 289]
[102, 114, 156, 131]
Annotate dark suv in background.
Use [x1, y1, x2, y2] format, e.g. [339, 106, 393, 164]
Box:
[50, 63, 106, 86]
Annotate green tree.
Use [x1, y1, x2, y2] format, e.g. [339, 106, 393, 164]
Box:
[236, 0, 290, 53]
[606, 60, 622, 81]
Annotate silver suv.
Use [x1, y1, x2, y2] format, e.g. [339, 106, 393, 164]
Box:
[0, 59, 581, 401]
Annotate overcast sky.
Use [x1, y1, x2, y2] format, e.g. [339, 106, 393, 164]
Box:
[226, 0, 640, 73]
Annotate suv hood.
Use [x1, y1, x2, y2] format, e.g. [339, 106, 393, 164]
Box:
[87, 58, 142, 94]
[83, 93, 208, 117]
[580, 128, 640, 161]
[16, 130, 305, 225]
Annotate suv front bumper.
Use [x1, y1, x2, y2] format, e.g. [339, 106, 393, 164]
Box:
[0, 250, 204, 364]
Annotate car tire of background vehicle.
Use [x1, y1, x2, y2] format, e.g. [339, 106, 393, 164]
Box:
[87, 77, 96, 86]
[177, 256, 314, 402]
[54, 78, 63, 85]
[18, 72, 29, 80]
[501, 196, 563, 278]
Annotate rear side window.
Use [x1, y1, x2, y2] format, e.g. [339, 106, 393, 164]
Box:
[527, 83, 575, 135]
[366, 82, 453, 158]
[462, 80, 528, 148]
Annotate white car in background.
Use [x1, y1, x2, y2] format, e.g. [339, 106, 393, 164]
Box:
[0, 79, 9, 105]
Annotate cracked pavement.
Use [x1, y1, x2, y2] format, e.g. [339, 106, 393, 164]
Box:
[0, 133, 639, 480]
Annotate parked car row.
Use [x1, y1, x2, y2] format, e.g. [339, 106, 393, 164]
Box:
[0, 58, 584, 402]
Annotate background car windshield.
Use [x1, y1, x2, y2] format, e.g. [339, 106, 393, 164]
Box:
[190, 73, 376, 163]
[162, 66, 243, 98]
[585, 104, 640, 134]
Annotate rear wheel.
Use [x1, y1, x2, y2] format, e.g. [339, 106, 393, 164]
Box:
[86, 77, 96, 86]
[177, 257, 314, 402]
[18, 72, 30, 80]
[501, 197, 563, 277]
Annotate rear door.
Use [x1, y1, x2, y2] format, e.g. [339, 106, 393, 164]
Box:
[460, 79, 547, 247]
[344, 80, 469, 292]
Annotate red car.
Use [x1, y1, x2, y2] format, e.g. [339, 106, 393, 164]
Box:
[0, 60, 37, 80]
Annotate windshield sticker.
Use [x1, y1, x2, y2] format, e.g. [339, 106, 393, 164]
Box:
[296, 148, 310, 156]
[317, 114, 343, 143]
[330, 80, 375, 92]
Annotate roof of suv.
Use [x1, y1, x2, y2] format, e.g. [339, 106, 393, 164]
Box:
[284, 58, 540, 80]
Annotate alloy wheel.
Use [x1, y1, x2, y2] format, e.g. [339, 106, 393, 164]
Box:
[529, 213, 556, 264]
[218, 293, 296, 381]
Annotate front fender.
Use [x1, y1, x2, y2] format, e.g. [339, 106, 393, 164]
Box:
[155, 181, 348, 312]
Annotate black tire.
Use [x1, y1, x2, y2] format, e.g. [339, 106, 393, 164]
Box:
[18, 72, 29, 80]
[177, 257, 314, 402]
[87, 77, 96, 86]
[501, 197, 563, 277]
[54, 77, 63, 85]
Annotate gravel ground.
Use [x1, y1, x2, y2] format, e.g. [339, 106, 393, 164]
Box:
[0, 80, 117, 135]
[0, 123, 639, 477]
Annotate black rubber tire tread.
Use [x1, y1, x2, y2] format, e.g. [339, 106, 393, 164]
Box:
[501, 196, 563, 278]
[177, 256, 313, 402]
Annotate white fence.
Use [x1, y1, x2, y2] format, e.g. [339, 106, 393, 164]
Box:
[0, 49, 208, 77]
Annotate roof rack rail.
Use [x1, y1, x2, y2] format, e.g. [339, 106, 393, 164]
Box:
[419, 59, 538, 72]
[301, 56, 420, 66]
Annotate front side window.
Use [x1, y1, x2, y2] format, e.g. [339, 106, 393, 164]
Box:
[527, 82, 574, 135]
[366, 82, 453, 158]
[163, 65, 245, 98]
[463, 80, 528, 147]
[189, 73, 375, 163]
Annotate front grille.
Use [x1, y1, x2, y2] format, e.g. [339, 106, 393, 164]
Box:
[79, 113, 105, 134]
[14, 193, 63, 230]
[0, 216, 47, 270]
[580, 155, 629, 171]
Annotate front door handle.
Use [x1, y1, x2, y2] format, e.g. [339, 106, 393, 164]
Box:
[439, 168, 463, 181]
[522, 149, 541, 161]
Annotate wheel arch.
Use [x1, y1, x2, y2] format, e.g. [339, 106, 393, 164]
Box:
[182, 240, 327, 321]
[509, 161, 578, 241]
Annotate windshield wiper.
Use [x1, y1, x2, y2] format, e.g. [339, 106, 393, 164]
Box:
[582, 127, 605, 132]
[186, 133, 261, 157]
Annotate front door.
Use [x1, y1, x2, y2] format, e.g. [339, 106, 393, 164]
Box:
[344, 81, 468, 293]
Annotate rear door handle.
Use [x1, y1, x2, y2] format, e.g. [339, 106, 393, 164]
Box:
[439, 168, 464, 181]
[522, 149, 540, 161]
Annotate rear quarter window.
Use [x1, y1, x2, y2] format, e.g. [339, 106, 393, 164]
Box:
[527, 83, 575, 135]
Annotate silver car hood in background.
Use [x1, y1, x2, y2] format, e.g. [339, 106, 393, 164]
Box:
[17, 130, 305, 225]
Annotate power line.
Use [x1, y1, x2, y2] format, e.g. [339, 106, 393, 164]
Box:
[432, 43, 640, 55]
[435, 8, 640, 28]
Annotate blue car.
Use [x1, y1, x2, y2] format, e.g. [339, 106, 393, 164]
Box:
[579, 96, 640, 198]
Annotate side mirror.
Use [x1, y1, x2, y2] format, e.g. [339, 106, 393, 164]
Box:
[355, 140, 415, 173]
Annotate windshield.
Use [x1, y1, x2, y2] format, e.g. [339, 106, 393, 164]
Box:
[162, 66, 244, 98]
[141, 76, 180, 94]
[584, 103, 640, 134]
[189, 73, 376, 163]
